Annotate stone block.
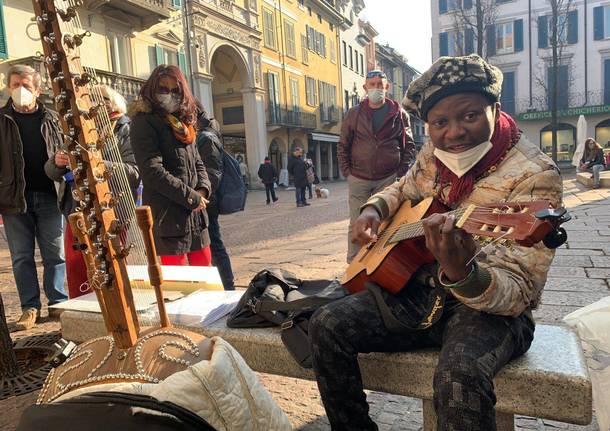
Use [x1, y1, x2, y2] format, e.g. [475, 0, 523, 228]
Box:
[585, 268, 610, 278]
[548, 267, 588, 278]
[555, 249, 604, 256]
[544, 278, 608, 292]
[540, 290, 608, 307]
[532, 305, 583, 324]
[590, 256, 610, 267]
[551, 256, 592, 267]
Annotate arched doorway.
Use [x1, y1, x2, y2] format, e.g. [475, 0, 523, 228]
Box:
[540, 123, 576, 163]
[269, 137, 284, 173]
[595, 119, 610, 149]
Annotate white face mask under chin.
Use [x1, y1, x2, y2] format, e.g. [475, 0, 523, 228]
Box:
[433, 141, 494, 178]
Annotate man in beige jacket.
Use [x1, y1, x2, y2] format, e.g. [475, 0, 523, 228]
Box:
[309, 55, 563, 431]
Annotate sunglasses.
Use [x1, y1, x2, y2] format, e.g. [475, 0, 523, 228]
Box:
[157, 86, 182, 96]
[366, 70, 387, 79]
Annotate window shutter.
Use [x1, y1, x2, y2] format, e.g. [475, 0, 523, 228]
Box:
[155, 44, 164, 66]
[538, 16, 548, 48]
[567, 10, 578, 44]
[439, 0, 447, 14]
[439, 32, 448, 56]
[0, 2, 7, 59]
[500, 71, 515, 114]
[594, 6, 604, 40]
[514, 19, 524, 52]
[604, 59, 610, 104]
[486, 24, 496, 57]
[178, 50, 187, 75]
[465, 28, 475, 54]
[558, 65, 569, 109]
[457, 31, 464, 55]
[463, 0, 473, 9]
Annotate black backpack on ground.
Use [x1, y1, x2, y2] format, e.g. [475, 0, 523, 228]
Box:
[17, 391, 217, 431]
[227, 268, 347, 368]
[217, 149, 247, 214]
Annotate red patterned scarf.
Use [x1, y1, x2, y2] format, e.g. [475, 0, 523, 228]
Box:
[435, 111, 521, 207]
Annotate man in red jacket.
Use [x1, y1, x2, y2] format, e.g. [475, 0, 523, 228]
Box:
[338, 70, 416, 262]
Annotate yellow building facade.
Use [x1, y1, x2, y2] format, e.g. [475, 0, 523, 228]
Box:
[259, 0, 344, 181]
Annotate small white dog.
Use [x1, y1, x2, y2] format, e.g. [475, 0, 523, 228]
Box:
[315, 187, 330, 199]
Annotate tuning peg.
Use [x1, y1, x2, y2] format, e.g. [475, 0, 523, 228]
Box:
[87, 102, 104, 119]
[55, 91, 69, 104]
[43, 32, 56, 44]
[116, 243, 135, 259]
[74, 73, 95, 87]
[36, 13, 51, 24]
[63, 31, 91, 49]
[57, 1, 82, 22]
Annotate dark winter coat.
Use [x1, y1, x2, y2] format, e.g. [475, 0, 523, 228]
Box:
[0, 99, 63, 215]
[581, 148, 606, 169]
[196, 129, 223, 211]
[288, 155, 308, 188]
[338, 98, 416, 180]
[129, 100, 211, 256]
[257, 162, 277, 184]
[45, 114, 140, 216]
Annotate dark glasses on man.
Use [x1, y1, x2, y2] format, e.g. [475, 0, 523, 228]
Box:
[366, 70, 386, 79]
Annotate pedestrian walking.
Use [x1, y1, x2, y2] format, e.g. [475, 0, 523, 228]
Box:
[46, 85, 140, 298]
[338, 69, 416, 263]
[129, 65, 212, 266]
[237, 155, 249, 189]
[305, 153, 316, 199]
[258, 156, 278, 204]
[579, 138, 606, 189]
[287, 147, 309, 207]
[196, 113, 236, 290]
[0, 65, 68, 330]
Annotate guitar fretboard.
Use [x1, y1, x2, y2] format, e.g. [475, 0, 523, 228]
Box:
[387, 207, 468, 244]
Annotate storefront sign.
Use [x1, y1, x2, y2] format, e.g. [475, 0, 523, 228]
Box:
[516, 104, 610, 121]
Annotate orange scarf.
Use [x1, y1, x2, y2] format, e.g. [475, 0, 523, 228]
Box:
[165, 114, 196, 145]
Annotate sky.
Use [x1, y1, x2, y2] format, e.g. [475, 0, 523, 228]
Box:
[360, 1, 432, 73]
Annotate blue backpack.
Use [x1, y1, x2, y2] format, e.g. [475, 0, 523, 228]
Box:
[217, 149, 247, 214]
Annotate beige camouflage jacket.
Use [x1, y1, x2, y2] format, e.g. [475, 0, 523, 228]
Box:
[366, 136, 563, 317]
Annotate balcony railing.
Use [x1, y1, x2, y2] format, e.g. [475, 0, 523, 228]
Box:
[196, 0, 253, 27]
[85, 0, 171, 22]
[4, 56, 145, 105]
[267, 105, 317, 129]
[320, 105, 340, 124]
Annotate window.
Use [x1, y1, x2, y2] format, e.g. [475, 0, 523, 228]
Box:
[540, 11, 577, 47]
[604, 59, 610, 104]
[330, 39, 336, 63]
[606, 7, 610, 38]
[354, 49, 359, 73]
[342, 41, 347, 66]
[547, 64, 569, 110]
[109, 32, 132, 75]
[329, 23, 334, 32]
[263, 9, 276, 50]
[267, 72, 281, 122]
[440, 31, 462, 56]
[284, 21, 296, 58]
[318, 81, 337, 121]
[496, 22, 514, 54]
[317, 13, 322, 24]
[360, 53, 364, 76]
[306, 76, 317, 106]
[301, 34, 309, 64]
[500, 71, 515, 114]
[439, 0, 461, 14]
[290, 78, 300, 111]
[222, 106, 244, 125]
[349, 45, 353, 69]
[541, 123, 575, 162]
[171, 0, 182, 8]
[595, 119, 610, 148]
[298, 0, 305, 7]
[306, 25, 326, 57]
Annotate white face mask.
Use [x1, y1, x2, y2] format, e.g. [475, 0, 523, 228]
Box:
[367, 89, 385, 104]
[11, 86, 35, 108]
[156, 93, 181, 113]
[433, 141, 494, 178]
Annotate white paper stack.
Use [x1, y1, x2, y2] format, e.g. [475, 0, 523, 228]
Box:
[164, 290, 245, 327]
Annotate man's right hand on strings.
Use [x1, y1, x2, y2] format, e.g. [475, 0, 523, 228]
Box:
[352, 206, 381, 246]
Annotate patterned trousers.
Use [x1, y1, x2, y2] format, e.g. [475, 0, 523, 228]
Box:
[309, 291, 534, 431]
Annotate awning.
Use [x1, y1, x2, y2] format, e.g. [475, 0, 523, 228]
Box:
[310, 132, 340, 142]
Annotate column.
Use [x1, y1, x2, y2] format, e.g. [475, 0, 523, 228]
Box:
[242, 87, 268, 185]
[315, 142, 322, 179]
[193, 75, 215, 117]
[327, 142, 334, 180]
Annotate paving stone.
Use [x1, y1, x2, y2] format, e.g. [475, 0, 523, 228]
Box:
[548, 267, 588, 278]
[544, 278, 609, 292]
[532, 305, 583, 324]
[585, 268, 610, 278]
[555, 248, 604, 256]
[589, 256, 610, 267]
[540, 290, 609, 307]
[551, 256, 593, 267]
[567, 242, 610, 251]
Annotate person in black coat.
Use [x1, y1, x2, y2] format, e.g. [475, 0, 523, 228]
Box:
[196, 114, 235, 290]
[287, 147, 309, 207]
[258, 157, 278, 204]
[129, 65, 212, 266]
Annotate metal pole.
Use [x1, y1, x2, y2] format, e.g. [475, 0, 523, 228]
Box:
[182, 0, 196, 93]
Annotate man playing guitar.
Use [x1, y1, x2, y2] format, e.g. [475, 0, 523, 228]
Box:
[309, 55, 563, 430]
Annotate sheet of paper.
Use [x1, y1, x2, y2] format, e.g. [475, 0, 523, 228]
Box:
[127, 265, 223, 292]
[50, 289, 184, 313]
[164, 290, 245, 327]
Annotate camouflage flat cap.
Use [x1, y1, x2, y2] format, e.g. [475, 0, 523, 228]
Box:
[403, 54, 503, 121]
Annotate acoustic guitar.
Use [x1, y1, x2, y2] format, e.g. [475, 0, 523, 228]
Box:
[341, 197, 570, 294]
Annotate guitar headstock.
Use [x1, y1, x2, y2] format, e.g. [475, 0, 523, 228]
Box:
[457, 200, 569, 248]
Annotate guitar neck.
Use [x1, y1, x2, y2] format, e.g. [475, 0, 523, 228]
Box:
[387, 207, 469, 244]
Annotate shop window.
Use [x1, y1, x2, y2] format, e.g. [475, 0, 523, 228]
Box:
[540, 123, 576, 162]
[595, 119, 610, 148]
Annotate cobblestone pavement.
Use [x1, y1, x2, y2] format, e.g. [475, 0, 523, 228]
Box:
[1, 178, 608, 430]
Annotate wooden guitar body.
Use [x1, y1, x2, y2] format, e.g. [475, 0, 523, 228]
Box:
[342, 198, 446, 294]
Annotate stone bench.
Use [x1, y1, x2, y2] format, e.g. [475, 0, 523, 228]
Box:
[577, 170, 610, 187]
[60, 311, 593, 430]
